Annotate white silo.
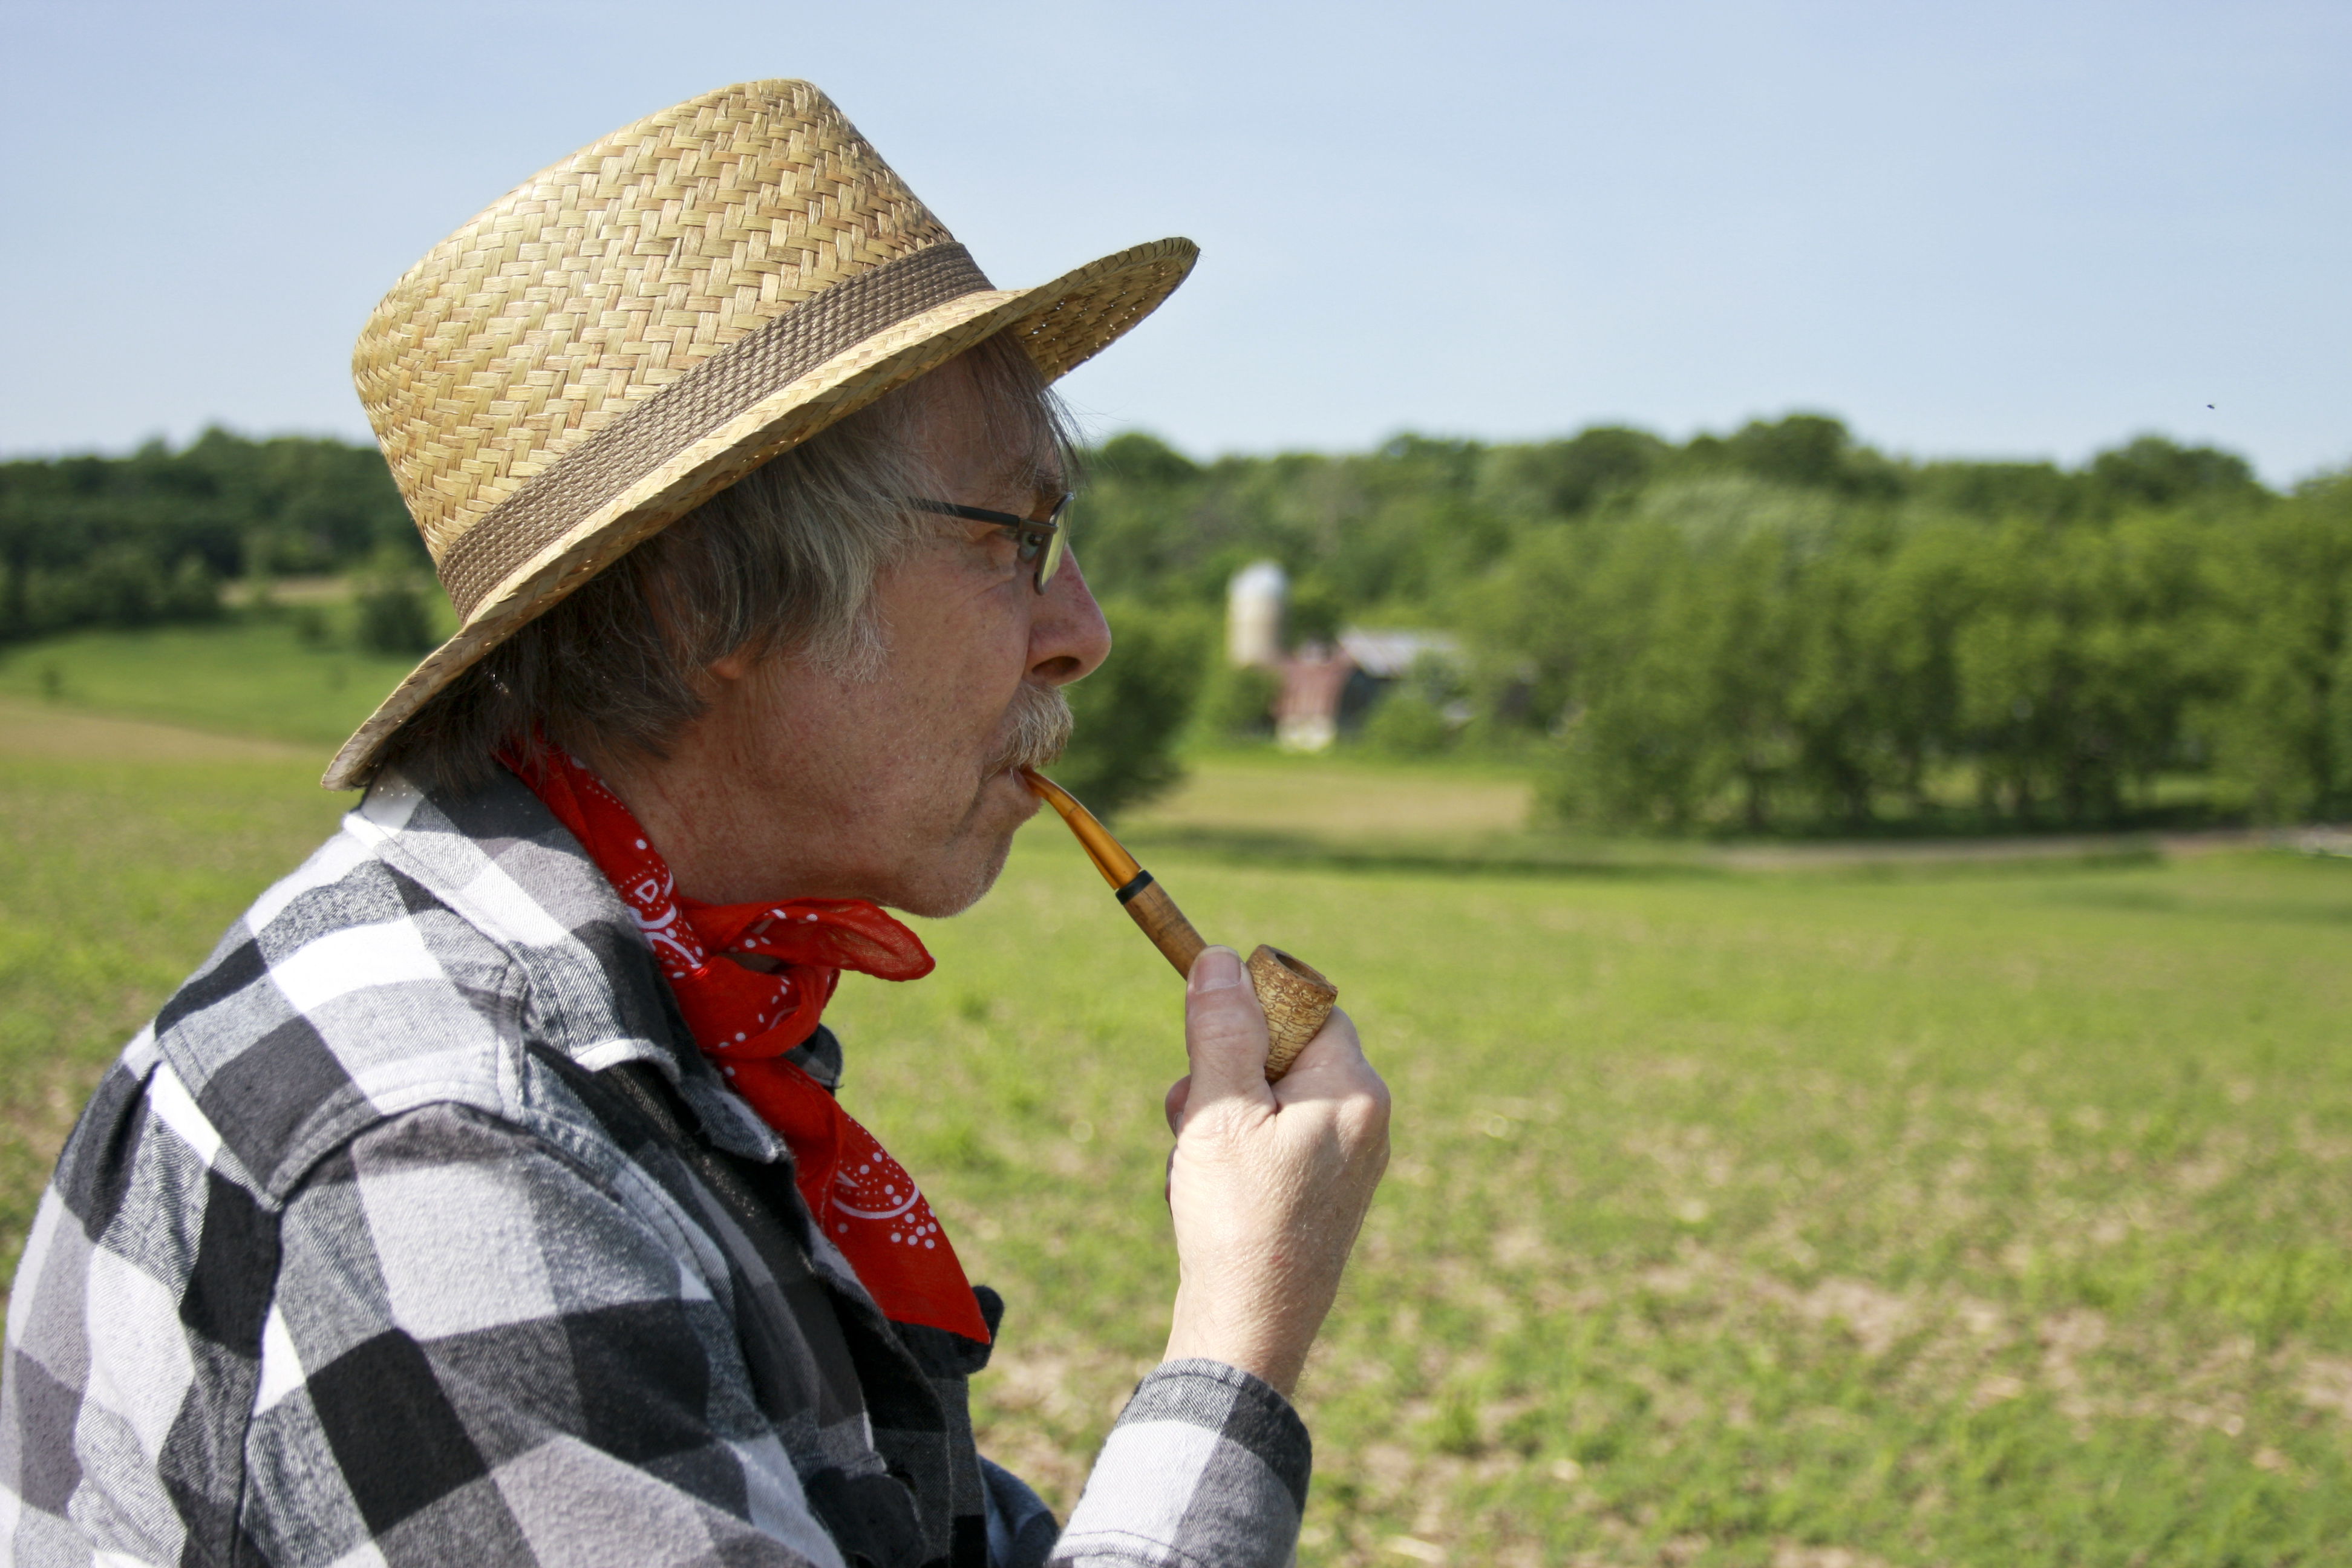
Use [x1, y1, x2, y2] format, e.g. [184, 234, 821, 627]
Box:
[1226, 561, 1288, 668]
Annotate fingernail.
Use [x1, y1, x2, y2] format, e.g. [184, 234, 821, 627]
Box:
[1189, 946, 1243, 993]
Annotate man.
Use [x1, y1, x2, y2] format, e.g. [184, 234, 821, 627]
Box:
[0, 80, 1388, 1568]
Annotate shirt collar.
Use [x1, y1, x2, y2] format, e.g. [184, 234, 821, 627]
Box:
[350, 766, 787, 1162]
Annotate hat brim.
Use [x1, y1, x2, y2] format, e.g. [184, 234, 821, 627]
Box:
[322, 237, 1197, 791]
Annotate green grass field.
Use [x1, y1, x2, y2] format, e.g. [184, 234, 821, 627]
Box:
[2, 643, 2348, 1565]
[0, 606, 446, 753]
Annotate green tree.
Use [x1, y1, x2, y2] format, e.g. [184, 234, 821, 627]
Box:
[1053, 599, 1209, 820]
[162, 555, 224, 622]
[1850, 520, 1980, 811]
[79, 545, 169, 626]
[1479, 426, 1667, 518]
[353, 550, 438, 656]
[1785, 522, 1901, 827]
[1909, 459, 2085, 524]
[2088, 435, 2262, 513]
[1285, 576, 1345, 649]
[1361, 652, 1466, 758]
[1534, 520, 1731, 828]
[1361, 691, 1450, 757]
[1720, 413, 1853, 491]
[2201, 475, 2352, 820]
[1955, 510, 2219, 825]
[1690, 413, 1903, 501]
[0, 428, 410, 642]
[1195, 661, 1282, 741]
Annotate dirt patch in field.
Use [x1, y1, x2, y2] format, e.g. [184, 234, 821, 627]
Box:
[0, 697, 317, 765]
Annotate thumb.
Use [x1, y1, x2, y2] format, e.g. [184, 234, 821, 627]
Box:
[1184, 946, 1274, 1105]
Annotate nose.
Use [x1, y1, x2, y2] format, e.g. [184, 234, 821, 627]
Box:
[1028, 549, 1112, 686]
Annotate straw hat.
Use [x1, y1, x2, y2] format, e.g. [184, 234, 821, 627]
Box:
[323, 80, 1196, 790]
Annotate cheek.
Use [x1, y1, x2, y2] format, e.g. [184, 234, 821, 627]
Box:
[863, 655, 1011, 803]
[913, 624, 1029, 738]
[861, 557, 1034, 770]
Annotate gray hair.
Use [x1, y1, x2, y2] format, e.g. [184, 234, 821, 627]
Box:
[382, 328, 1079, 792]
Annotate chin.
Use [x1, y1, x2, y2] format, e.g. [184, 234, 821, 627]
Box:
[881, 769, 1035, 918]
[890, 834, 1016, 920]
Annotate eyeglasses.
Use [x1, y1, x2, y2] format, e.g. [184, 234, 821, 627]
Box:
[907, 493, 1073, 593]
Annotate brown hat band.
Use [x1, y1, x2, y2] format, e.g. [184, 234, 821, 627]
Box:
[437, 241, 996, 620]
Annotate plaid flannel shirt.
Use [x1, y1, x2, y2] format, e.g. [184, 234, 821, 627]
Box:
[0, 769, 1310, 1567]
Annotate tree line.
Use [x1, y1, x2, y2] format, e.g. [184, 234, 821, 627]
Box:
[0, 429, 414, 642]
[7, 418, 2345, 829]
[1074, 419, 2348, 829]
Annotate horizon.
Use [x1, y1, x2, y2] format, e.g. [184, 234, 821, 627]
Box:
[8, 413, 2315, 491]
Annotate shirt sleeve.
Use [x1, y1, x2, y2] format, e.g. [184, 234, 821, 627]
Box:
[246, 1100, 848, 1568]
[1046, 1359, 1312, 1568]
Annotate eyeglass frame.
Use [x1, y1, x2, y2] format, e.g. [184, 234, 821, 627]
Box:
[906, 493, 1073, 593]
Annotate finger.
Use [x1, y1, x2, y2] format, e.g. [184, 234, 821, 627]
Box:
[1269, 1008, 1390, 1134]
[1269, 1006, 1366, 1089]
[1183, 946, 1275, 1105]
[1164, 1075, 1193, 1134]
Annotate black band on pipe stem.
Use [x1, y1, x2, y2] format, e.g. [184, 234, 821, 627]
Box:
[1114, 870, 1155, 906]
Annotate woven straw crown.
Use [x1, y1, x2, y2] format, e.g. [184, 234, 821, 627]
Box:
[324, 79, 1195, 789]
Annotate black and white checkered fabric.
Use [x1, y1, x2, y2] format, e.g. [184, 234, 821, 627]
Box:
[0, 770, 1310, 1567]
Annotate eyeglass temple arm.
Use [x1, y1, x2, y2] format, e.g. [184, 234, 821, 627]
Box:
[905, 498, 1059, 532]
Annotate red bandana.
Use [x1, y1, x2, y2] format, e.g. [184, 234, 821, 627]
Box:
[506, 747, 989, 1342]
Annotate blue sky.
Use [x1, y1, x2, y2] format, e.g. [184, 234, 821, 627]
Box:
[4, 0, 2346, 483]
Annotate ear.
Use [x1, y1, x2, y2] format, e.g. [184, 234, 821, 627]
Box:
[708, 648, 758, 684]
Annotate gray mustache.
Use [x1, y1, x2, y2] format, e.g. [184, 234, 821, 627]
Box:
[988, 684, 1073, 775]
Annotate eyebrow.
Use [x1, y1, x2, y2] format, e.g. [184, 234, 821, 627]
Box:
[955, 439, 1066, 514]
[1009, 454, 1067, 501]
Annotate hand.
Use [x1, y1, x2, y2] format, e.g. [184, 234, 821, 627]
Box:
[1159, 946, 1391, 1397]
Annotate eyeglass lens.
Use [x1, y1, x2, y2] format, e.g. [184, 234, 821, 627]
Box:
[1034, 517, 1067, 592]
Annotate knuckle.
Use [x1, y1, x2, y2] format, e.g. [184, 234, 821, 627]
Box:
[1310, 1014, 1361, 1057]
[1338, 1089, 1392, 1144]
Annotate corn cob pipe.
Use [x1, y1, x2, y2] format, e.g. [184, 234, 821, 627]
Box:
[1022, 769, 1338, 1080]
